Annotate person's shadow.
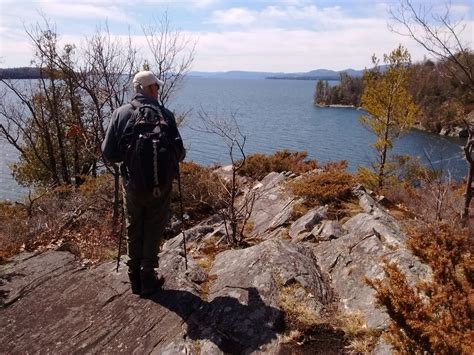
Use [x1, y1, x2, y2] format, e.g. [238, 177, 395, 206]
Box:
[150, 286, 285, 353]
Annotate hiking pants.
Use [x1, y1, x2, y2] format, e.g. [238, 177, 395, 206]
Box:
[123, 185, 171, 272]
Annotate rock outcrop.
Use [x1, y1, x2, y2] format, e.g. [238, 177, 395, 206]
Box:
[0, 237, 334, 353]
[1, 172, 432, 354]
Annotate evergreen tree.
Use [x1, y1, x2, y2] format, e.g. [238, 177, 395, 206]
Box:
[358, 45, 417, 191]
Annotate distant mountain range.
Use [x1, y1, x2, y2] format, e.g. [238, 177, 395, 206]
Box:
[188, 68, 366, 80]
[0, 67, 367, 81]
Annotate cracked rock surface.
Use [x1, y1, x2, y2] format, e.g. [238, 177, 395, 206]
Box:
[0, 240, 333, 354]
[1, 175, 432, 354]
[311, 187, 431, 328]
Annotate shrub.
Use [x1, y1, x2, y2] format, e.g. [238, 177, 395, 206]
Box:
[382, 175, 463, 224]
[0, 202, 29, 263]
[368, 222, 473, 354]
[238, 149, 317, 180]
[288, 161, 354, 207]
[0, 174, 119, 264]
[1, 161, 232, 263]
[170, 161, 228, 224]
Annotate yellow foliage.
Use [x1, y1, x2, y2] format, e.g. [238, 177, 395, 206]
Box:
[359, 45, 418, 191]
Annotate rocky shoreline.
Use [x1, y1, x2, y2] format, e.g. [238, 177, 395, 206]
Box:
[315, 102, 471, 139]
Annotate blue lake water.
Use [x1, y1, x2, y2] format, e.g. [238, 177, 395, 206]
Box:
[0, 77, 467, 201]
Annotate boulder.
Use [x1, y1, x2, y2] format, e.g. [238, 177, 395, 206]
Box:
[202, 239, 334, 353]
[289, 206, 327, 239]
[162, 214, 224, 251]
[311, 220, 344, 241]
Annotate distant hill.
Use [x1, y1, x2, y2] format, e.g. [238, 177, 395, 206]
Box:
[189, 68, 366, 80]
[1, 67, 367, 81]
[188, 71, 284, 80]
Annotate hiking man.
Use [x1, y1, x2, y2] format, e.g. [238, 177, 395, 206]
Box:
[102, 71, 185, 296]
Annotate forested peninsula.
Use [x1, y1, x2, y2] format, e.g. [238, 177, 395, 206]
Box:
[314, 54, 474, 137]
[0, 67, 42, 79]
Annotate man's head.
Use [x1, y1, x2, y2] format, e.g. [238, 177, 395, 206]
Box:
[133, 71, 164, 99]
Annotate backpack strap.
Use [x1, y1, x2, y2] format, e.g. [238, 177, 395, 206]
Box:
[130, 99, 142, 110]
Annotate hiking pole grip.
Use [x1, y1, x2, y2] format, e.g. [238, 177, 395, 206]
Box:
[177, 164, 188, 270]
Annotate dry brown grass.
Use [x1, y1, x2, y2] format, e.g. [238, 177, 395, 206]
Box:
[0, 202, 29, 263]
[0, 174, 118, 264]
[278, 283, 322, 331]
[337, 312, 382, 354]
[170, 161, 229, 225]
[277, 280, 381, 351]
[190, 236, 233, 299]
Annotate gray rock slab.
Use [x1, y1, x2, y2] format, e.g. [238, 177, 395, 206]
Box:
[248, 172, 298, 237]
[311, 220, 344, 241]
[0, 239, 337, 354]
[204, 239, 334, 353]
[313, 212, 430, 329]
[289, 206, 327, 239]
[0, 250, 205, 354]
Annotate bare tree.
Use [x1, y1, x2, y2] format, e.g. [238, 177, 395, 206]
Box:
[196, 110, 255, 244]
[75, 24, 139, 222]
[142, 11, 196, 106]
[389, 0, 474, 225]
[389, 0, 473, 89]
[1, 13, 195, 227]
[4, 17, 139, 222]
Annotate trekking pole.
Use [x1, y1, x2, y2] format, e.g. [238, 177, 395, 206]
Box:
[177, 164, 188, 270]
[116, 195, 125, 273]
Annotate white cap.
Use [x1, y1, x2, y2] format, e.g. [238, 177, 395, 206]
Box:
[133, 71, 164, 88]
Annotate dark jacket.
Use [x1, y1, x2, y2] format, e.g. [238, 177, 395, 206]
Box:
[101, 93, 185, 165]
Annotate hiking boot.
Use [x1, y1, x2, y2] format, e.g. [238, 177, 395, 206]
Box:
[128, 271, 141, 295]
[140, 270, 164, 297]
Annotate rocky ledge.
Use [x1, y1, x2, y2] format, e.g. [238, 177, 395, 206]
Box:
[0, 171, 431, 354]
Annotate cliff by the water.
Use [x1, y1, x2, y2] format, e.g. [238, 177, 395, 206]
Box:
[0, 171, 432, 354]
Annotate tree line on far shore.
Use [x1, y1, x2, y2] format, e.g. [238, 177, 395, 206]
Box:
[0, 67, 43, 80]
[314, 52, 474, 134]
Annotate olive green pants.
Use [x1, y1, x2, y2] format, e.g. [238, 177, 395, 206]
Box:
[123, 185, 171, 272]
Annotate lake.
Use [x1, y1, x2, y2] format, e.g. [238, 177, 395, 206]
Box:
[0, 77, 467, 201]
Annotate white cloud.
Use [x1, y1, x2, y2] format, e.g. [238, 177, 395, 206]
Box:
[0, 0, 472, 72]
[210, 7, 258, 26]
[208, 4, 372, 30]
[39, 2, 133, 22]
[188, 17, 474, 72]
[190, 0, 220, 8]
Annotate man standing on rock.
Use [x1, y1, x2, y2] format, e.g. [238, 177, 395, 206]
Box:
[102, 71, 185, 297]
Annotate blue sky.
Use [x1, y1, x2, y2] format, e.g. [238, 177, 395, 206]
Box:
[0, 0, 472, 72]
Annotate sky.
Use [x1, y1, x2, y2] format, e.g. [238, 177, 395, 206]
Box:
[0, 0, 472, 72]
